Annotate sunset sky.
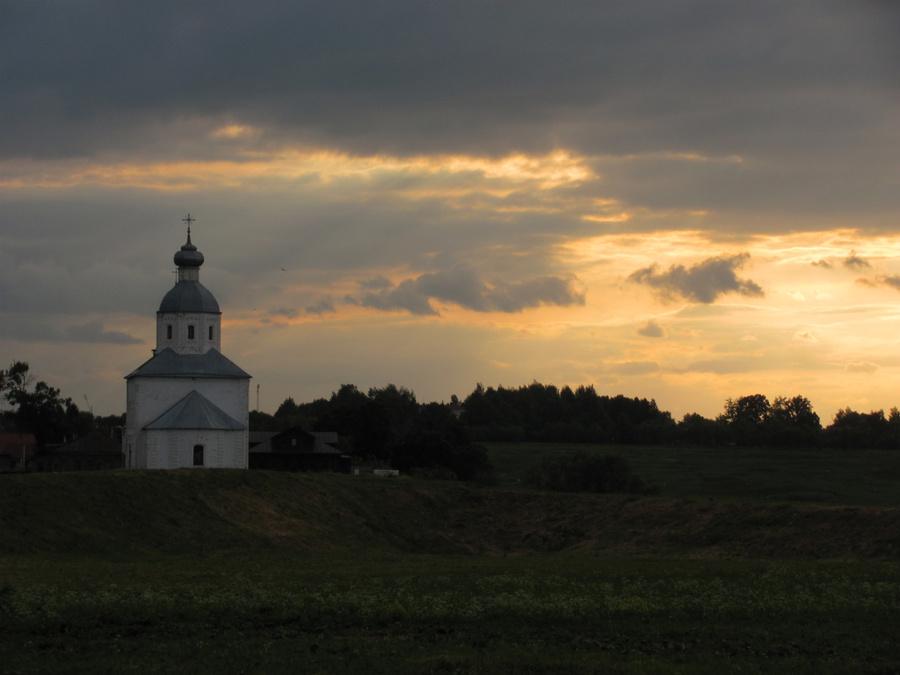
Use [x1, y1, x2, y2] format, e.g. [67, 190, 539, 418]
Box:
[3, 1, 900, 422]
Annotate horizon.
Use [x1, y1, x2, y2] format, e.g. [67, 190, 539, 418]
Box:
[3, 2, 900, 421]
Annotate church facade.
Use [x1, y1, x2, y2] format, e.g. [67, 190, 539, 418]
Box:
[123, 221, 251, 469]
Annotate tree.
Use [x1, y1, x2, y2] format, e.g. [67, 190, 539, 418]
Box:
[0, 361, 86, 448]
[765, 395, 821, 447]
[677, 413, 729, 446]
[824, 408, 890, 449]
[314, 384, 393, 458]
[719, 394, 771, 446]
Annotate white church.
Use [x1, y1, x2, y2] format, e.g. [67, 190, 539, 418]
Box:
[123, 218, 251, 469]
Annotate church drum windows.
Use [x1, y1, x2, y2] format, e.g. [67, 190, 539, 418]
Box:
[193, 444, 204, 466]
[166, 325, 173, 340]
[188, 325, 195, 340]
[209, 325, 214, 340]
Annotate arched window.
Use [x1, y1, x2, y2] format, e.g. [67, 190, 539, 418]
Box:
[193, 445, 204, 466]
[209, 325, 214, 340]
[188, 325, 195, 340]
[166, 325, 173, 340]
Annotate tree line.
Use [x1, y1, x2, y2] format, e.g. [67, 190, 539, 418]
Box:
[461, 382, 900, 450]
[252, 383, 494, 482]
[5, 358, 900, 474]
[0, 362, 124, 448]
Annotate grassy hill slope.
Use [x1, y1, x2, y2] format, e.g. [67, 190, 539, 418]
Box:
[487, 442, 900, 505]
[2, 470, 897, 560]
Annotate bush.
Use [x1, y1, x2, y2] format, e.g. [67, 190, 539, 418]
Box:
[522, 451, 651, 495]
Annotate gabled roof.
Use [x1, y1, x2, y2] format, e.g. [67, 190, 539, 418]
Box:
[144, 390, 246, 430]
[125, 348, 250, 379]
[250, 427, 342, 455]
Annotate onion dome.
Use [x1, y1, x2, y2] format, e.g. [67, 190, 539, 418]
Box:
[173, 231, 205, 268]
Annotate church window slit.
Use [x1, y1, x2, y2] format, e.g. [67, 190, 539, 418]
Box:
[193, 445, 204, 466]
[209, 326, 214, 340]
[188, 325, 195, 340]
[166, 325, 173, 340]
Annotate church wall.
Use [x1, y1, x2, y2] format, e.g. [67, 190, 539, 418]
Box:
[126, 377, 249, 432]
[141, 429, 248, 469]
[126, 377, 250, 469]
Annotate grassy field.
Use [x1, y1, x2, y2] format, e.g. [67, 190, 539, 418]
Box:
[1, 447, 899, 673]
[485, 442, 900, 506]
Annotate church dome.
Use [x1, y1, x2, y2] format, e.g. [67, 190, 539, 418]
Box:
[159, 224, 220, 313]
[158, 281, 220, 313]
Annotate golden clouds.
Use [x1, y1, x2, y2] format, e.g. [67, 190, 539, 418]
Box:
[0, 148, 595, 195]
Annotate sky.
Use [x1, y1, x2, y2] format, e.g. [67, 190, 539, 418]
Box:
[2, 1, 900, 422]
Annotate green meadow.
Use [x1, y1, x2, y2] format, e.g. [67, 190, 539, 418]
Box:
[2, 445, 899, 674]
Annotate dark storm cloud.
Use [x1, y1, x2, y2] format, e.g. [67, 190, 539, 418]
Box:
[355, 264, 585, 316]
[628, 253, 763, 304]
[3, 0, 899, 214]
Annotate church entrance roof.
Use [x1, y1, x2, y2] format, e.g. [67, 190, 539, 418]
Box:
[144, 390, 245, 430]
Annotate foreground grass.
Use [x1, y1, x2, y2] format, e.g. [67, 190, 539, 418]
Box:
[2, 469, 899, 672]
[2, 552, 899, 674]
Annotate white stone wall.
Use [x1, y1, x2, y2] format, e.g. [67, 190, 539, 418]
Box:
[125, 376, 250, 469]
[156, 312, 222, 354]
[140, 428, 248, 469]
[127, 378, 248, 431]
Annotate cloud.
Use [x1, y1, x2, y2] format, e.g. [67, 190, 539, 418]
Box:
[359, 276, 393, 290]
[684, 356, 767, 374]
[811, 259, 833, 269]
[856, 275, 900, 292]
[845, 361, 879, 374]
[875, 275, 900, 292]
[64, 321, 143, 345]
[355, 264, 585, 316]
[793, 331, 817, 342]
[843, 251, 871, 271]
[4, 2, 899, 223]
[627, 253, 763, 304]
[607, 361, 660, 375]
[305, 296, 336, 315]
[637, 320, 665, 338]
[2, 317, 143, 345]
